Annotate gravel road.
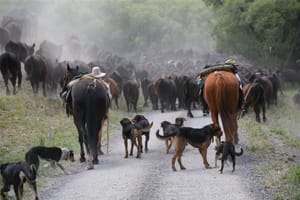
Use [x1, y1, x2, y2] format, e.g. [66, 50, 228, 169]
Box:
[39, 110, 264, 200]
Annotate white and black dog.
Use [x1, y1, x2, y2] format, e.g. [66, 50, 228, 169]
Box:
[0, 161, 38, 200]
[25, 146, 75, 174]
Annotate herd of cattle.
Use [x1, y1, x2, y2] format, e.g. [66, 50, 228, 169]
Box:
[0, 8, 299, 121]
[0, 36, 300, 120]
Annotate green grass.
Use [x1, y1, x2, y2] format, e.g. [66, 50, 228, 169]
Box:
[239, 87, 300, 200]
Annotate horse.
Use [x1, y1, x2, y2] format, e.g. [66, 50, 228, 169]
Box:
[0, 52, 22, 94]
[203, 71, 240, 144]
[241, 82, 266, 122]
[62, 65, 110, 169]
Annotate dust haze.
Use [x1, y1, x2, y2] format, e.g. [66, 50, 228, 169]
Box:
[0, 0, 215, 61]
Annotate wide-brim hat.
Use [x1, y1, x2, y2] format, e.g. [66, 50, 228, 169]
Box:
[91, 66, 106, 78]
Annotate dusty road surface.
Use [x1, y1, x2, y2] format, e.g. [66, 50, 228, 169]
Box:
[40, 110, 264, 200]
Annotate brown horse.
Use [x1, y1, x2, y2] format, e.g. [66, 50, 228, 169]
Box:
[103, 77, 120, 109]
[242, 82, 266, 122]
[204, 71, 240, 144]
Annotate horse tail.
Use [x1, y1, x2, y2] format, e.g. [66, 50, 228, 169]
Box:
[214, 72, 236, 143]
[86, 80, 102, 164]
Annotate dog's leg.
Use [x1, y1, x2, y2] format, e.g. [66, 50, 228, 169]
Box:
[1, 185, 10, 200]
[56, 162, 67, 174]
[124, 139, 128, 158]
[129, 138, 134, 156]
[171, 154, 177, 171]
[198, 147, 210, 169]
[13, 183, 22, 200]
[165, 140, 169, 154]
[220, 157, 225, 174]
[177, 151, 186, 170]
[231, 152, 236, 172]
[29, 181, 39, 200]
[136, 135, 142, 158]
[144, 132, 149, 153]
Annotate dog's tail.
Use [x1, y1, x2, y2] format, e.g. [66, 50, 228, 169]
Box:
[156, 129, 176, 140]
[140, 122, 154, 132]
[20, 163, 37, 183]
[25, 151, 40, 171]
[235, 148, 243, 156]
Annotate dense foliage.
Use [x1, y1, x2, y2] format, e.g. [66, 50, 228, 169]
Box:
[204, 0, 300, 68]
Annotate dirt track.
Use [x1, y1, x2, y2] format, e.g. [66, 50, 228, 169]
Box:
[39, 110, 265, 200]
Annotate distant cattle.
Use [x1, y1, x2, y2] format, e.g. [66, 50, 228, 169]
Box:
[293, 91, 300, 106]
[154, 77, 177, 113]
[0, 27, 9, 51]
[24, 55, 48, 97]
[36, 40, 62, 62]
[5, 40, 35, 63]
[123, 80, 139, 112]
[141, 78, 151, 107]
[0, 52, 22, 94]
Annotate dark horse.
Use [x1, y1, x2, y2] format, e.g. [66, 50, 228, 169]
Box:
[204, 71, 240, 144]
[62, 65, 109, 169]
[241, 82, 266, 122]
[0, 52, 21, 94]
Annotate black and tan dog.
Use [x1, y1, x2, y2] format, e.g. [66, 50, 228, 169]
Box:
[0, 161, 38, 200]
[131, 114, 152, 153]
[25, 146, 75, 174]
[215, 141, 243, 173]
[156, 123, 222, 171]
[160, 117, 186, 154]
[120, 117, 153, 158]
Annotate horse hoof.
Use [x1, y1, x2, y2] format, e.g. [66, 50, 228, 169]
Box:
[80, 157, 86, 163]
[93, 159, 99, 164]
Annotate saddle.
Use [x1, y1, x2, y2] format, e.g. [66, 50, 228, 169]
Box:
[61, 74, 112, 117]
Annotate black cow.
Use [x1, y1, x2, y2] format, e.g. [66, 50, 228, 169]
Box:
[24, 55, 47, 97]
[123, 80, 139, 112]
[155, 77, 177, 113]
[141, 78, 151, 107]
[147, 82, 158, 110]
[5, 40, 35, 63]
[0, 52, 22, 94]
[182, 76, 200, 118]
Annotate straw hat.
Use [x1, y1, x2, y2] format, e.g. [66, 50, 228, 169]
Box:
[91, 66, 106, 78]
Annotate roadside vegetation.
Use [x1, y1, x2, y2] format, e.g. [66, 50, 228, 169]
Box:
[239, 86, 300, 200]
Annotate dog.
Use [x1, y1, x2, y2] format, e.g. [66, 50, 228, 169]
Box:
[25, 146, 75, 174]
[156, 123, 222, 171]
[131, 114, 152, 152]
[215, 141, 243, 173]
[120, 117, 153, 158]
[160, 117, 186, 154]
[0, 161, 38, 200]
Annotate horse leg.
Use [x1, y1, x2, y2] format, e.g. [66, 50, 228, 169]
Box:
[3, 76, 10, 95]
[17, 69, 22, 89]
[211, 110, 221, 146]
[9, 76, 17, 94]
[254, 105, 261, 123]
[262, 102, 266, 122]
[42, 81, 47, 97]
[187, 100, 194, 118]
[160, 99, 165, 113]
[115, 97, 119, 109]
